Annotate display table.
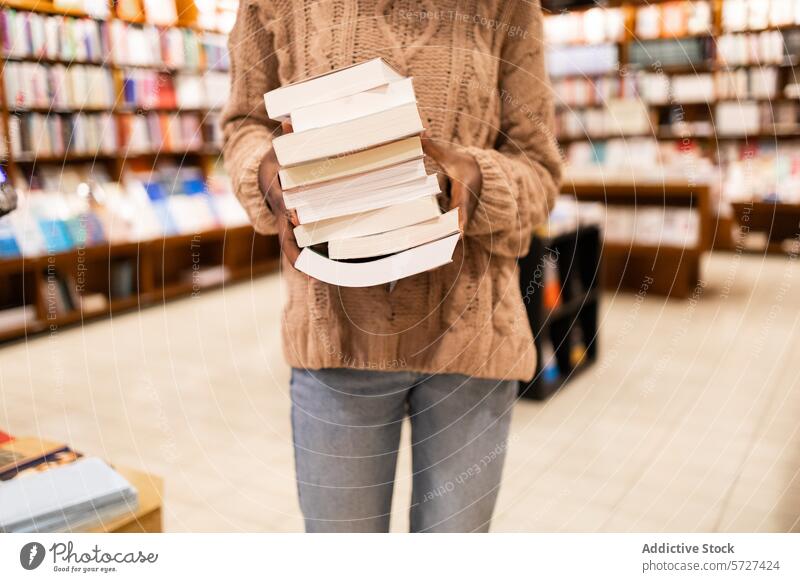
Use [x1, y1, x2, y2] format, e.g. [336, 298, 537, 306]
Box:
[563, 176, 712, 299]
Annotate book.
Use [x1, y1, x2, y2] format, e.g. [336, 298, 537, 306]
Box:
[143, 0, 177, 25]
[0, 457, 138, 533]
[284, 158, 428, 209]
[0, 216, 20, 257]
[271, 102, 424, 167]
[264, 57, 404, 121]
[328, 208, 460, 260]
[79, 293, 109, 314]
[294, 195, 441, 248]
[295, 233, 460, 288]
[547, 44, 619, 78]
[278, 136, 423, 191]
[0, 437, 70, 480]
[294, 174, 440, 224]
[1, 446, 81, 481]
[290, 77, 417, 132]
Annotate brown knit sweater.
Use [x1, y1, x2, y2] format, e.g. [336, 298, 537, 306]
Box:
[222, 0, 562, 381]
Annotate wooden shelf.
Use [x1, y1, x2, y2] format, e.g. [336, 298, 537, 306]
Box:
[116, 105, 221, 114]
[603, 242, 702, 258]
[9, 105, 219, 115]
[564, 177, 708, 205]
[0, 225, 281, 343]
[558, 129, 800, 142]
[13, 148, 221, 163]
[2, 54, 106, 66]
[2, 52, 228, 75]
[0, 322, 35, 342]
[4, 0, 92, 17]
[563, 177, 711, 298]
[8, 105, 113, 114]
[731, 201, 800, 248]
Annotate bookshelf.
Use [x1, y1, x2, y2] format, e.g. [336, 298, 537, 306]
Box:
[731, 201, 800, 253]
[564, 177, 711, 298]
[546, 0, 800, 254]
[519, 224, 601, 400]
[0, 225, 279, 343]
[0, 0, 280, 343]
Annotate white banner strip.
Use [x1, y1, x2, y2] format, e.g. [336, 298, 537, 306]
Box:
[1, 533, 798, 581]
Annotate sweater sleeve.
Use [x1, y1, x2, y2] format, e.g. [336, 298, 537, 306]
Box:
[221, 1, 281, 235]
[463, 1, 562, 258]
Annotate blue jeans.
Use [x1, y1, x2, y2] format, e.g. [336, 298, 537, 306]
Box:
[290, 368, 517, 532]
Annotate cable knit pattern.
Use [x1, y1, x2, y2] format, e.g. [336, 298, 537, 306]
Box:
[222, 0, 562, 381]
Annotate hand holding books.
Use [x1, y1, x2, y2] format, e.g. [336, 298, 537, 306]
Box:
[259, 121, 300, 266]
[421, 136, 480, 231]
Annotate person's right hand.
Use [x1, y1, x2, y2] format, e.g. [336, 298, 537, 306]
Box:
[258, 122, 300, 265]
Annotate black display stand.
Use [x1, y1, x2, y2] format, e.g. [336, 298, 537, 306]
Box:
[518, 225, 601, 400]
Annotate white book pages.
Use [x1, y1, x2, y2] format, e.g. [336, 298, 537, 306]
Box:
[279, 136, 423, 191]
[271, 103, 424, 167]
[328, 209, 460, 260]
[294, 196, 441, 248]
[284, 158, 427, 209]
[295, 233, 460, 288]
[264, 58, 404, 121]
[0, 457, 137, 532]
[295, 174, 440, 224]
[290, 77, 417, 132]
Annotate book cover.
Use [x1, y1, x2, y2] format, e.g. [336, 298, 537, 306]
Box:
[37, 219, 74, 253]
[0, 437, 70, 481]
[295, 233, 459, 288]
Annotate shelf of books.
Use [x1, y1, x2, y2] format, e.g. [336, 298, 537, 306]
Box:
[565, 176, 711, 298]
[546, 0, 800, 259]
[0, 0, 279, 343]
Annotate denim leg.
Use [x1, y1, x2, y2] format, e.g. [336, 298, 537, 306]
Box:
[290, 367, 411, 532]
[408, 374, 517, 532]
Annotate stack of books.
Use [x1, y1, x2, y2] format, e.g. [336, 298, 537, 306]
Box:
[0, 434, 138, 533]
[264, 58, 460, 288]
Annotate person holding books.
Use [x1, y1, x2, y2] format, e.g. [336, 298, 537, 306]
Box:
[222, 0, 562, 532]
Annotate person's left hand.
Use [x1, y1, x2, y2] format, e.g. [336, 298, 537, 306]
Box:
[422, 136, 482, 230]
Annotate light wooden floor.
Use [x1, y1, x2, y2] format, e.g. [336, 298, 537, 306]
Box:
[1, 252, 798, 532]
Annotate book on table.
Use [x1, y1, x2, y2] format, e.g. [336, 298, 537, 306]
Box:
[0, 457, 138, 533]
[264, 58, 461, 288]
[0, 434, 138, 533]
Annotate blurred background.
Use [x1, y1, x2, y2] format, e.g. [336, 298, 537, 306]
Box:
[0, 0, 798, 533]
